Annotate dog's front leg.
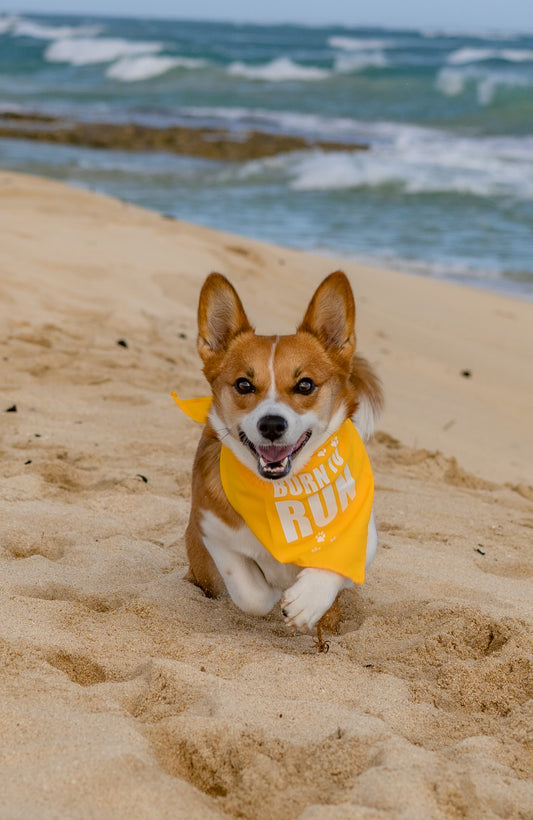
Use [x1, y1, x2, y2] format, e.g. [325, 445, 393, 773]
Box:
[210, 547, 282, 617]
[281, 568, 352, 632]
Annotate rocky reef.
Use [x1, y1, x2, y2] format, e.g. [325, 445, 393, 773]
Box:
[0, 111, 368, 161]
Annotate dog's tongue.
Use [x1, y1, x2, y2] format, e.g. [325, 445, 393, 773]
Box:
[256, 444, 295, 464]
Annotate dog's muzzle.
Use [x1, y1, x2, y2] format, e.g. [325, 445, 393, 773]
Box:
[239, 421, 312, 480]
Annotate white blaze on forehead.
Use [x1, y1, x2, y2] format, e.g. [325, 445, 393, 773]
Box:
[267, 336, 280, 400]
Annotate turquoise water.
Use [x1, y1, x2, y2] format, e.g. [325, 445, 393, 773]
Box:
[1, 13, 533, 297]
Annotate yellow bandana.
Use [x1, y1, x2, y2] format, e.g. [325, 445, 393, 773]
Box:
[172, 393, 373, 583]
[171, 392, 212, 423]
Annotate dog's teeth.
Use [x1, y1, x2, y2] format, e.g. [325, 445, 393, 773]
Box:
[258, 454, 291, 476]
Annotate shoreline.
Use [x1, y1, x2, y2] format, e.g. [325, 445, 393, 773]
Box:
[2, 149, 530, 303]
[1, 169, 532, 818]
[300, 245, 533, 304]
[3, 129, 531, 304]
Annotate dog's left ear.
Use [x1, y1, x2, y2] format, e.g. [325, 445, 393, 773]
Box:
[298, 271, 356, 362]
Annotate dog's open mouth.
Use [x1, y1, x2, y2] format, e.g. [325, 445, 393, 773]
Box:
[239, 431, 312, 479]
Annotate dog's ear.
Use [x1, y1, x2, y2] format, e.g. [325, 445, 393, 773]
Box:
[197, 272, 252, 362]
[298, 271, 356, 362]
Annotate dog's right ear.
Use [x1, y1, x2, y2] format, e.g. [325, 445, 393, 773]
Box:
[197, 273, 252, 362]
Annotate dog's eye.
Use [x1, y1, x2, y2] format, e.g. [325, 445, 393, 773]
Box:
[234, 378, 255, 394]
[294, 378, 315, 395]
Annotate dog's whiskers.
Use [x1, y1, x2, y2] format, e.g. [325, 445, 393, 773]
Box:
[239, 430, 259, 456]
[211, 424, 233, 443]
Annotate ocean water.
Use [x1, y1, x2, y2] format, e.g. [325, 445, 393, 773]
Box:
[1, 13, 533, 298]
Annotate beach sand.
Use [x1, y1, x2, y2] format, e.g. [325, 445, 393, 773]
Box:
[1, 170, 532, 819]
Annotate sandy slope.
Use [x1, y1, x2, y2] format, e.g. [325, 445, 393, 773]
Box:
[1, 171, 532, 819]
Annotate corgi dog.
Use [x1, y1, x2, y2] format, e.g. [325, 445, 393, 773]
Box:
[183, 271, 383, 634]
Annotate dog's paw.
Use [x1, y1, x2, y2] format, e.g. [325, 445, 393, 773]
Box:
[281, 568, 346, 632]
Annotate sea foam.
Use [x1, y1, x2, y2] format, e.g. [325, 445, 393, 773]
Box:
[0, 14, 16, 34]
[328, 36, 389, 71]
[423, 26, 520, 41]
[107, 55, 205, 82]
[436, 66, 533, 105]
[0, 15, 102, 39]
[178, 106, 374, 142]
[447, 47, 533, 65]
[45, 37, 163, 66]
[282, 129, 533, 200]
[227, 57, 329, 82]
[328, 36, 390, 51]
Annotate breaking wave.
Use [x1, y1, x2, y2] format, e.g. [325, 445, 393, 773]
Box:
[45, 37, 163, 66]
[328, 36, 389, 72]
[106, 55, 206, 82]
[328, 36, 391, 51]
[447, 47, 533, 65]
[0, 14, 102, 39]
[235, 126, 533, 201]
[227, 57, 330, 81]
[423, 26, 520, 41]
[436, 66, 533, 105]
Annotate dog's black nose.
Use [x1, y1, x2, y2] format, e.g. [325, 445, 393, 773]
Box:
[257, 414, 288, 441]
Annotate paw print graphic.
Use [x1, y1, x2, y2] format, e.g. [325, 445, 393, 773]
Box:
[330, 437, 338, 448]
[315, 532, 326, 543]
[317, 448, 327, 458]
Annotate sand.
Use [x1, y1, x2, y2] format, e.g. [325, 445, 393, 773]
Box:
[1, 170, 532, 819]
